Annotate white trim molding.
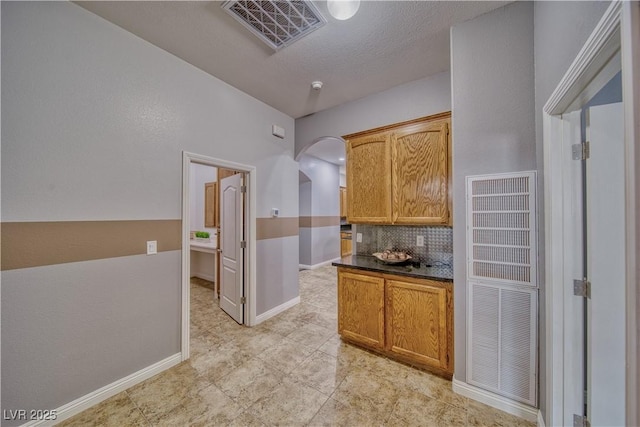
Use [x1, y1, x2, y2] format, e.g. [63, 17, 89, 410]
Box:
[537, 409, 546, 427]
[544, 1, 622, 115]
[254, 296, 300, 324]
[22, 354, 181, 427]
[621, 3, 640, 426]
[452, 378, 538, 422]
[542, 1, 640, 425]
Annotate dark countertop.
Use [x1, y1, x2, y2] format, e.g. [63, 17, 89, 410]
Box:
[332, 255, 453, 282]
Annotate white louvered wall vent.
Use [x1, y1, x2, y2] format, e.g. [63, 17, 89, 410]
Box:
[468, 281, 537, 406]
[466, 171, 537, 287]
[222, 1, 327, 51]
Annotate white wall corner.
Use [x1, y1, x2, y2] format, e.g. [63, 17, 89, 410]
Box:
[299, 257, 341, 271]
[254, 296, 300, 324]
[537, 409, 546, 427]
[452, 378, 538, 422]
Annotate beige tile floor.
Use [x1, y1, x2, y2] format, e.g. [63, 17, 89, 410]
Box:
[58, 266, 535, 427]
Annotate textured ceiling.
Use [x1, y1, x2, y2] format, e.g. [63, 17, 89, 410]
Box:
[76, 1, 510, 119]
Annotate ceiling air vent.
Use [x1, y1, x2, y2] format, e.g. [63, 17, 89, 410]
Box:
[222, 1, 327, 51]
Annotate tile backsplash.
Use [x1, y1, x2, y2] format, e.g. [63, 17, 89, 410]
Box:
[354, 225, 453, 265]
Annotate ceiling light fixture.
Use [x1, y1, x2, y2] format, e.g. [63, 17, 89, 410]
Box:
[327, 0, 360, 21]
[311, 81, 323, 90]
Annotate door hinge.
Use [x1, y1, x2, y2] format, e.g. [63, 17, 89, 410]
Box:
[240, 185, 247, 193]
[240, 296, 246, 304]
[573, 414, 590, 427]
[572, 141, 590, 160]
[240, 241, 246, 249]
[573, 278, 591, 298]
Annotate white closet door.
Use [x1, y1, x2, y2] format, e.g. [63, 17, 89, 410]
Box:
[586, 102, 625, 426]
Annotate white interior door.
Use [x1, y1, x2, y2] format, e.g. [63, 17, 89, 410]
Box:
[585, 102, 625, 426]
[220, 173, 244, 324]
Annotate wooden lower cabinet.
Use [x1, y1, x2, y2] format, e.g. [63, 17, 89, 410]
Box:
[386, 278, 451, 373]
[337, 270, 385, 349]
[340, 232, 352, 257]
[337, 267, 453, 377]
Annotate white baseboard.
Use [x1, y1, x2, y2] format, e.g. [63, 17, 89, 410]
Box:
[538, 409, 545, 427]
[452, 378, 538, 422]
[299, 257, 340, 270]
[22, 353, 182, 427]
[254, 296, 300, 324]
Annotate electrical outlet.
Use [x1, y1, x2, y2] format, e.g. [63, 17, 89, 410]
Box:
[416, 235, 425, 247]
[356, 233, 363, 243]
[147, 240, 157, 255]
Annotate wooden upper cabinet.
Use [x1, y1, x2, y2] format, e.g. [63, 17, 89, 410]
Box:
[204, 182, 217, 227]
[345, 131, 392, 223]
[344, 112, 451, 225]
[392, 119, 450, 225]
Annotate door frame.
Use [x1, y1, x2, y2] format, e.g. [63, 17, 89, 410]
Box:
[543, 1, 639, 425]
[181, 151, 257, 361]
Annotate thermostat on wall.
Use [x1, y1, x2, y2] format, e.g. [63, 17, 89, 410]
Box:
[271, 208, 279, 217]
[272, 124, 285, 139]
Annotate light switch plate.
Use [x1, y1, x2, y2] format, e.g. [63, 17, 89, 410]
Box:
[147, 240, 157, 255]
[416, 235, 425, 247]
[356, 233, 362, 243]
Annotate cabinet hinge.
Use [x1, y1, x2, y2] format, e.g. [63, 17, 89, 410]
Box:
[240, 185, 247, 193]
[240, 241, 246, 249]
[240, 296, 246, 304]
[573, 414, 590, 427]
[573, 278, 591, 298]
[572, 141, 590, 160]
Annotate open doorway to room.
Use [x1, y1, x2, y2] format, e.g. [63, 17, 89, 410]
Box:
[181, 151, 257, 361]
[296, 137, 347, 270]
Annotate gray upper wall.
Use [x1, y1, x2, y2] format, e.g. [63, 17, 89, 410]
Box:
[298, 155, 340, 217]
[298, 154, 340, 266]
[2, 1, 297, 419]
[451, 0, 536, 382]
[295, 71, 451, 157]
[1, 1, 297, 223]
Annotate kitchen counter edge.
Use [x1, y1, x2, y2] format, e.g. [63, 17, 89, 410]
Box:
[332, 255, 453, 282]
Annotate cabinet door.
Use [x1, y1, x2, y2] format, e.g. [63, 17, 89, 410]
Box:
[339, 187, 347, 218]
[386, 279, 450, 371]
[340, 235, 352, 257]
[346, 132, 392, 223]
[338, 270, 385, 349]
[204, 182, 217, 227]
[392, 120, 450, 224]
